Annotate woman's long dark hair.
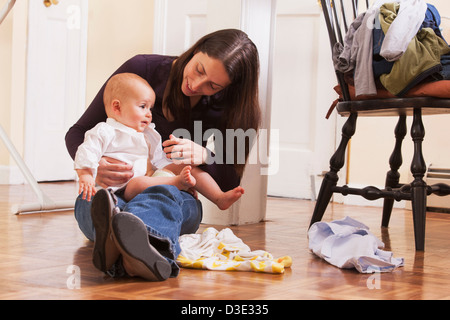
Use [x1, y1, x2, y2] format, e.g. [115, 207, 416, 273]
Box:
[164, 29, 261, 177]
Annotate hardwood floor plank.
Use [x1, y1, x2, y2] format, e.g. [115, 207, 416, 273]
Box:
[0, 182, 450, 300]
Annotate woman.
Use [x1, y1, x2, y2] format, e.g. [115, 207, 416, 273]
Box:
[65, 29, 261, 281]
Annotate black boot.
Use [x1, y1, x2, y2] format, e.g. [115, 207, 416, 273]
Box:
[111, 212, 172, 281]
[91, 188, 120, 272]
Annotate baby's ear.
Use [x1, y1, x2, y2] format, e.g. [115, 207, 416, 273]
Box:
[111, 99, 121, 114]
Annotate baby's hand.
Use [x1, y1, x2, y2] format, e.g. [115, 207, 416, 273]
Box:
[79, 181, 96, 201]
[77, 170, 97, 201]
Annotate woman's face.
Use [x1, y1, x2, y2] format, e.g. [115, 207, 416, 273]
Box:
[182, 51, 231, 98]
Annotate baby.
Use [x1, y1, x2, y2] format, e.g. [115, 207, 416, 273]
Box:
[74, 73, 243, 209]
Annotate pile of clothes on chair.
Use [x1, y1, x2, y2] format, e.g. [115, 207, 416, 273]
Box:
[333, 0, 450, 98]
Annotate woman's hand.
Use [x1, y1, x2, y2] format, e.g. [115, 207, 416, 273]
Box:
[162, 134, 207, 165]
[95, 157, 134, 188]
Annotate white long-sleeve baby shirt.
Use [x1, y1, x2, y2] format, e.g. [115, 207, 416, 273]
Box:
[74, 118, 172, 191]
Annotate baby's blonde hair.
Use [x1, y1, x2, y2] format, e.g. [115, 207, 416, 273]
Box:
[103, 73, 151, 117]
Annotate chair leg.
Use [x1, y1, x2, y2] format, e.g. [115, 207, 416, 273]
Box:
[410, 108, 427, 251]
[382, 115, 407, 227]
[310, 113, 357, 227]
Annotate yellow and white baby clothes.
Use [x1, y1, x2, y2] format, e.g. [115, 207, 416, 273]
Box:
[177, 227, 292, 274]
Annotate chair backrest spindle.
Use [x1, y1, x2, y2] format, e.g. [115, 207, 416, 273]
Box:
[320, 0, 370, 101]
[332, 1, 344, 43]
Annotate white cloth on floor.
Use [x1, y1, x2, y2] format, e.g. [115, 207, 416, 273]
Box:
[177, 227, 292, 274]
[308, 216, 404, 273]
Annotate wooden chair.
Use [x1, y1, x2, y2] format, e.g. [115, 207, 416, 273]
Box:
[310, 0, 450, 251]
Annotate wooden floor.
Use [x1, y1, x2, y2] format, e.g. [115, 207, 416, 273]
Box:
[1, 181, 450, 300]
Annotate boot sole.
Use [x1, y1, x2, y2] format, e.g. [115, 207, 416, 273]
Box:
[111, 212, 172, 281]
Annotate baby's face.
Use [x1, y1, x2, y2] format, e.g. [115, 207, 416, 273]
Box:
[118, 82, 155, 132]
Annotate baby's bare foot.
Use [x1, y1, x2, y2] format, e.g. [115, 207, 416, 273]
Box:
[217, 186, 244, 210]
[179, 166, 196, 190]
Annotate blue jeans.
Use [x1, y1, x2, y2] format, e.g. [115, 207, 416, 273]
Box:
[74, 185, 203, 277]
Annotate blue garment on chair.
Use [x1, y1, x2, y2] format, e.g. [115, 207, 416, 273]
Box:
[308, 216, 404, 273]
[422, 3, 445, 43]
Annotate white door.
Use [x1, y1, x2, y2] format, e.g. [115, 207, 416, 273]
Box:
[267, 0, 337, 199]
[153, 0, 207, 55]
[24, 0, 88, 181]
